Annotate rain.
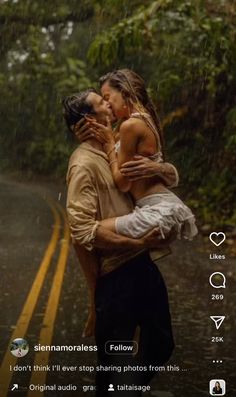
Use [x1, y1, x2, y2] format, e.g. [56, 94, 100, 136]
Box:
[0, 1, 235, 396]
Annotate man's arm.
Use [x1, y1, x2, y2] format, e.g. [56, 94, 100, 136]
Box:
[94, 225, 166, 251]
[67, 163, 169, 252]
[73, 119, 178, 188]
[120, 155, 179, 188]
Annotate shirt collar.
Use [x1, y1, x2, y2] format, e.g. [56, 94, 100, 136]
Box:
[79, 142, 109, 162]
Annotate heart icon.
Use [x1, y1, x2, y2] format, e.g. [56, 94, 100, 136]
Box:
[209, 232, 226, 246]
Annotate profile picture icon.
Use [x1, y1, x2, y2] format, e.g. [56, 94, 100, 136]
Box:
[10, 338, 29, 358]
[209, 379, 226, 396]
[108, 384, 115, 391]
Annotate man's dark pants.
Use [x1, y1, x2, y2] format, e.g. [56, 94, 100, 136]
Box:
[95, 251, 174, 396]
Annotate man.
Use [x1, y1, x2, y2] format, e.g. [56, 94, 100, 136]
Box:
[63, 89, 176, 396]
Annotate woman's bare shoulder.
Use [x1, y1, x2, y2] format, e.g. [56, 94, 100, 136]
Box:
[119, 117, 146, 137]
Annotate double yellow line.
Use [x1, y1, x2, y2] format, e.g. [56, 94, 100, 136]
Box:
[0, 199, 70, 396]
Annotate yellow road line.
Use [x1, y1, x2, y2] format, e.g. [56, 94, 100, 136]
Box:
[0, 201, 61, 396]
[27, 204, 70, 396]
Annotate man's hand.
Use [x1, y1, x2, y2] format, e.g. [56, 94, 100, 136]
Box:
[120, 155, 157, 181]
[74, 118, 94, 143]
[142, 228, 176, 249]
[120, 155, 179, 187]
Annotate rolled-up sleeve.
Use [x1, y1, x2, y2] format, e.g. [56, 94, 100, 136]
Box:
[167, 163, 179, 188]
[66, 164, 99, 251]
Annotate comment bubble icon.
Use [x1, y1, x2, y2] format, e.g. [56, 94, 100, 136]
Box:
[209, 272, 226, 289]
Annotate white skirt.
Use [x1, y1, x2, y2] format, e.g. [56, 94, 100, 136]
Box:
[115, 192, 198, 240]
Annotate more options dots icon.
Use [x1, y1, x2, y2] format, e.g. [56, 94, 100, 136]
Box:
[209, 379, 226, 396]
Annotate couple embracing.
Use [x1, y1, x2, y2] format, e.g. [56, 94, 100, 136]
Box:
[63, 69, 197, 396]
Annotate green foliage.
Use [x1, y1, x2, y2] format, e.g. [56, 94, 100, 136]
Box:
[87, 0, 236, 225]
[0, 0, 235, 225]
[88, 1, 172, 66]
[26, 137, 71, 175]
[0, 23, 93, 175]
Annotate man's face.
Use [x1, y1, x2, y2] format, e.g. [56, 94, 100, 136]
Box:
[87, 92, 116, 124]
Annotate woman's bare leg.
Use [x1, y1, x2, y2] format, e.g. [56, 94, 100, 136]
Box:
[99, 217, 117, 233]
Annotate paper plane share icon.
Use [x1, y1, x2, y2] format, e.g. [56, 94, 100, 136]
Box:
[210, 316, 225, 330]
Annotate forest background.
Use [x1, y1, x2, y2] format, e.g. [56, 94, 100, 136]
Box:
[0, 0, 235, 227]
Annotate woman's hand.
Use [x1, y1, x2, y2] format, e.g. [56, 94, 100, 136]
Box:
[89, 117, 115, 149]
[73, 118, 108, 145]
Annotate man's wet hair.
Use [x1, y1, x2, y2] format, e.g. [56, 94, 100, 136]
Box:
[62, 88, 97, 136]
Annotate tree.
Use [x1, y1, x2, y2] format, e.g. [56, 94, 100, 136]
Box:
[0, 0, 235, 224]
[87, 0, 236, 224]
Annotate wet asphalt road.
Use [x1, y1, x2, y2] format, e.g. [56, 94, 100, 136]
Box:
[0, 176, 235, 397]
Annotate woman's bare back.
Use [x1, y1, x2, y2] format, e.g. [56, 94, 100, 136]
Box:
[118, 114, 168, 201]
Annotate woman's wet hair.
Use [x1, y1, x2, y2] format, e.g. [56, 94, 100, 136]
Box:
[99, 69, 165, 158]
[62, 88, 97, 135]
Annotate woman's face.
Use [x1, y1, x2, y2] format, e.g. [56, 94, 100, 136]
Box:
[101, 81, 129, 119]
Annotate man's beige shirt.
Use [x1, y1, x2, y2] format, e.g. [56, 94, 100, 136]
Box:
[66, 142, 169, 275]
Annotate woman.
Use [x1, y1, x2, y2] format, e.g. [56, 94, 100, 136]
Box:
[89, 69, 197, 241]
[63, 83, 177, 336]
[212, 381, 223, 395]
